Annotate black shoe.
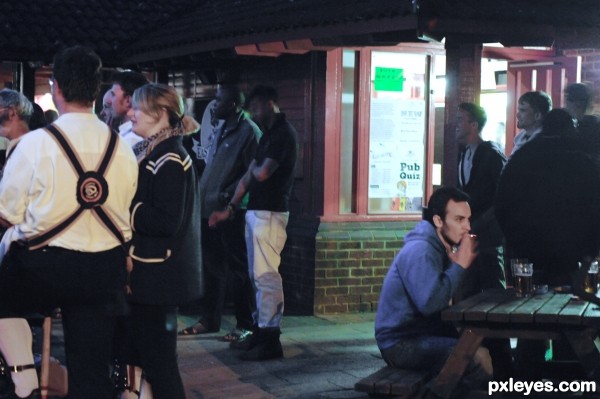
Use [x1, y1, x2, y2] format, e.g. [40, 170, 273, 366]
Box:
[10, 389, 40, 399]
[239, 328, 283, 361]
[229, 330, 256, 350]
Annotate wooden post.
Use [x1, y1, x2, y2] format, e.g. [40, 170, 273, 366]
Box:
[40, 316, 52, 399]
[442, 40, 482, 187]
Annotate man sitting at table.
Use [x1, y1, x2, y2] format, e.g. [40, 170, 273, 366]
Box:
[375, 186, 492, 390]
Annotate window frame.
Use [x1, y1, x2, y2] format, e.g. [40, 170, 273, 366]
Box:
[323, 43, 444, 222]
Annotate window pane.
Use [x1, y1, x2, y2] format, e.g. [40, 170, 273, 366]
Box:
[368, 52, 427, 214]
[339, 50, 357, 213]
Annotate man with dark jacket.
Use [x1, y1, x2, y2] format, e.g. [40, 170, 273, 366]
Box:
[455, 102, 506, 301]
[456, 103, 512, 379]
[180, 85, 261, 341]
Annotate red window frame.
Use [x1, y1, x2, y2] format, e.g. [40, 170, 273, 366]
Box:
[323, 44, 444, 222]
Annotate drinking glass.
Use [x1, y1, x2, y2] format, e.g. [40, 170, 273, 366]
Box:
[511, 259, 533, 297]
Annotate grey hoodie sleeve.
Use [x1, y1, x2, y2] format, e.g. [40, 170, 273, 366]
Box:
[399, 241, 466, 316]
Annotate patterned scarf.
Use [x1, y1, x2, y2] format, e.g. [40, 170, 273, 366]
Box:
[132, 125, 185, 163]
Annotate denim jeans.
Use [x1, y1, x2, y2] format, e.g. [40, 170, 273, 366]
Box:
[381, 335, 493, 389]
[245, 210, 289, 328]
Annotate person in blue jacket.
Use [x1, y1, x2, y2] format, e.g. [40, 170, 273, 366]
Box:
[375, 186, 492, 389]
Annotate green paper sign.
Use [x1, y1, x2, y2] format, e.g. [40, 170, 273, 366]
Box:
[374, 67, 404, 92]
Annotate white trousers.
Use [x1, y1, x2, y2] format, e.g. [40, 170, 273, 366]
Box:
[245, 210, 289, 328]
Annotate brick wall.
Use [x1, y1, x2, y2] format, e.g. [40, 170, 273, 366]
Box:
[280, 216, 320, 315]
[313, 221, 417, 314]
[561, 48, 600, 113]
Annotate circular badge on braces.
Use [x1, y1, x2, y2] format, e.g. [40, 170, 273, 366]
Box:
[77, 172, 109, 209]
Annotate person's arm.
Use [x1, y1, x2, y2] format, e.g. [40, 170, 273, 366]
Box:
[208, 161, 255, 227]
[208, 154, 281, 227]
[0, 138, 36, 226]
[220, 128, 259, 200]
[401, 238, 475, 316]
[251, 157, 279, 182]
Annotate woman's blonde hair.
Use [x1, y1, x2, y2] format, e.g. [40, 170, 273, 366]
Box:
[131, 83, 199, 134]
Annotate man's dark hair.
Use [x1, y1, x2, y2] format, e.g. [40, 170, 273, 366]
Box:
[52, 45, 102, 106]
[423, 186, 470, 226]
[565, 82, 594, 110]
[29, 102, 47, 130]
[112, 71, 149, 97]
[519, 91, 552, 118]
[541, 108, 576, 137]
[246, 85, 278, 106]
[459, 102, 487, 132]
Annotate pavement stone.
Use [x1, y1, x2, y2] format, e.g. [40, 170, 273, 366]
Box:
[174, 313, 379, 399]
[45, 312, 379, 398]
[45, 312, 600, 398]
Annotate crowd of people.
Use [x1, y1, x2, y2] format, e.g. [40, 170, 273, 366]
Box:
[0, 44, 298, 399]
[375, 84, 600, 393]
[1, 41, 597, 399]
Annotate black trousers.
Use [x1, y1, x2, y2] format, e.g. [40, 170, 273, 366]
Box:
[0, 244, 127, 399]
[200, 212, 255, 331]
[124, 304, 185, 399]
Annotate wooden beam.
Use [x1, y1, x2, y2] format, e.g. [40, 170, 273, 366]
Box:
[423, 17, 557, 39]
[482, 47, 557, 61]
[442, 41, 482, 187]
[126, 14, 418, 64]
[257, 41, 286, 53]
[234, 44, 281, 57]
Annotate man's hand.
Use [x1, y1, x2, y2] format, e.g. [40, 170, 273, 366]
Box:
[208, 209, 230, 228]
[449, 234, 478, 269]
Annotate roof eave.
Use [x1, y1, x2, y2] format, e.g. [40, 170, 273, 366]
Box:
[123, 14, 419, 65]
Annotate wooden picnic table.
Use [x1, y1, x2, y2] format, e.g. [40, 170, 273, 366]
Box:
[427, 288, 600, 399]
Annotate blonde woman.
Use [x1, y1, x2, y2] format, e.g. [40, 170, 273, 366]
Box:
[119, 83, 202, 399]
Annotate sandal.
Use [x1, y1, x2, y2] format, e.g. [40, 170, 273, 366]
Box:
[222, 328, 252, 342]
[178, 322, 213, 336]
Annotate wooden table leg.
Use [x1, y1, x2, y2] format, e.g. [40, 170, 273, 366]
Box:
[564, 328, 600, 382]
[426, 328, 484, 399]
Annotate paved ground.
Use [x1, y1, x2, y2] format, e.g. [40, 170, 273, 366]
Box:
[44, 312, 599, 398]
[176, 313, 380, 399]
[44, 312, 380, 399]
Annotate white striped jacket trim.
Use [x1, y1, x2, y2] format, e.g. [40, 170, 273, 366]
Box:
[129, 245, 172, 263]
[130, 202, 143, 232]
[145, 152, 192, 174]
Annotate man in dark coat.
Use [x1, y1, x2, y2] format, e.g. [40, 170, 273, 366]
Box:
[496, 129, 600, 287]
[179, 85, 261, 340]
[455, 102, 512, 379]
[455, 102, 507, 300]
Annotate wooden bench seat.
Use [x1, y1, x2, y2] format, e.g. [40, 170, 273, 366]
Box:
[355, 366, 430, 398]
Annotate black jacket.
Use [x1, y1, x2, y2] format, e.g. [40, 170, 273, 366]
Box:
[458, 141, 506, 220]
[199, 111, 261, 217]
[495, 136, 600, 285]
[129, 136, 203, 305]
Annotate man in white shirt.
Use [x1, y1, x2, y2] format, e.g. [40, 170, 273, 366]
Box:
[106, 71, 148, 151]
[0, 46, 138, 399]
[510, 91, 552, 155]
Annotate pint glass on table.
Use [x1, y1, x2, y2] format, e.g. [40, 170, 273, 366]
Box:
[511, 259, 533, 297]
[581, 259, 599, 294]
